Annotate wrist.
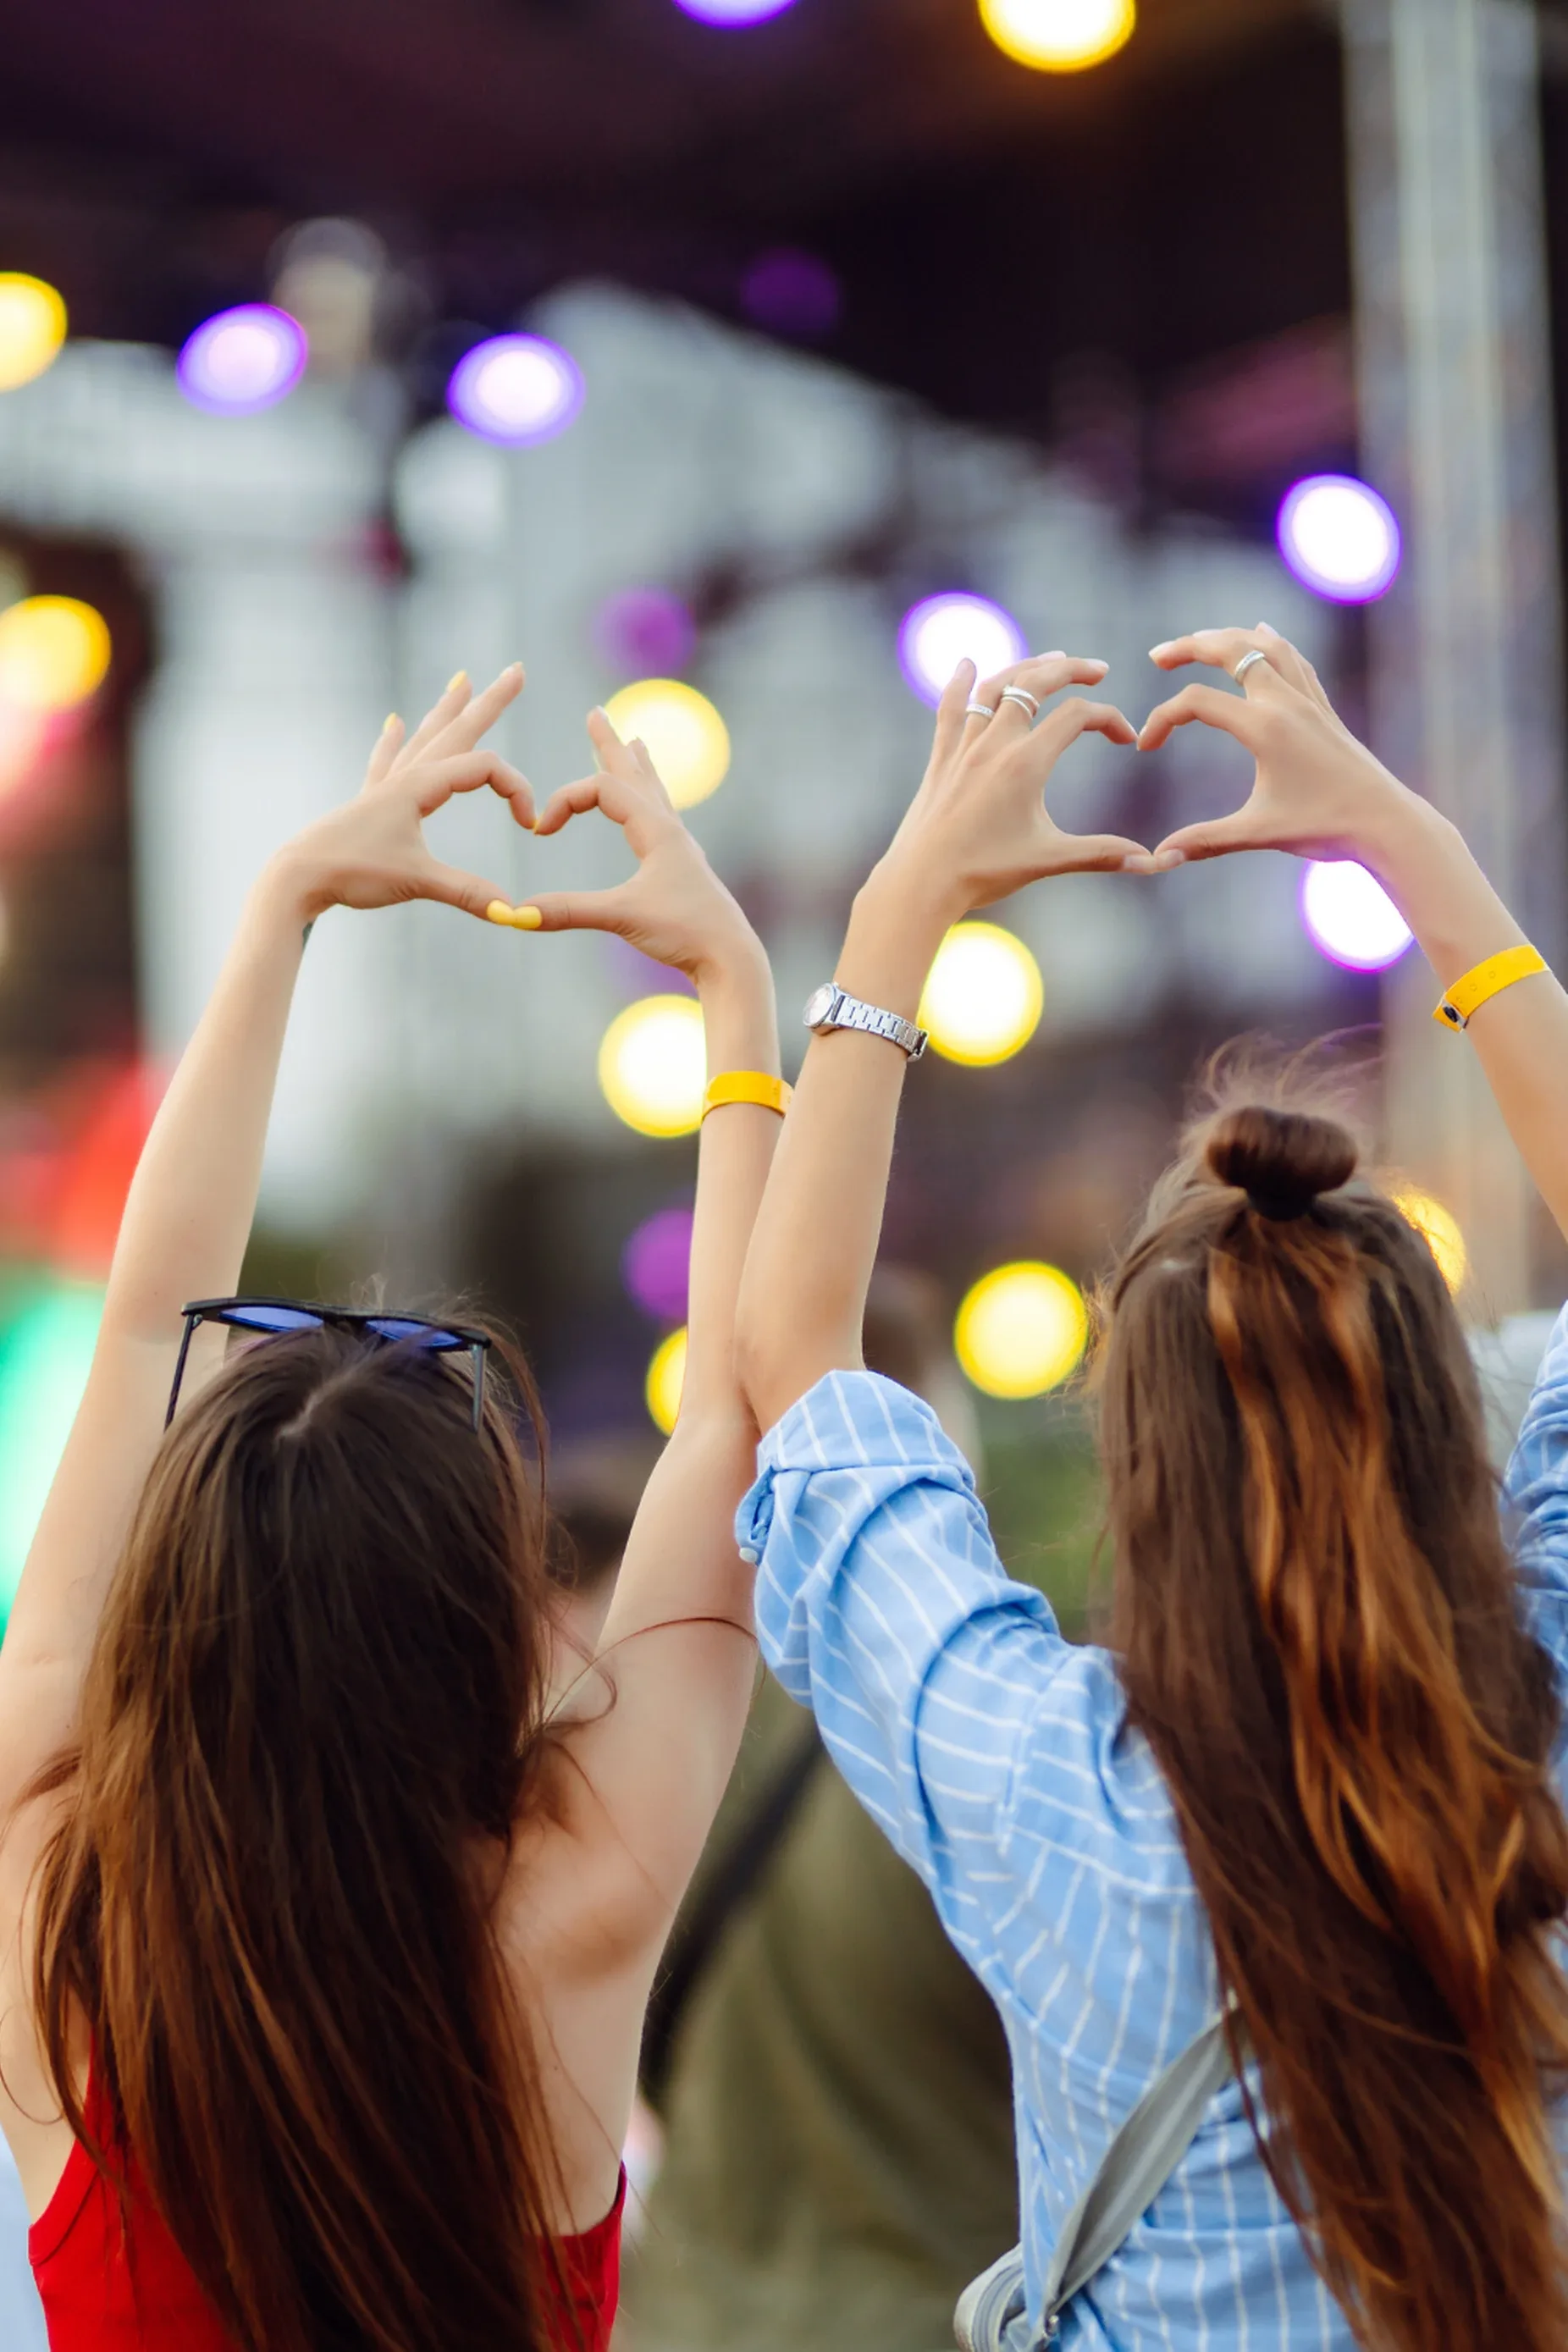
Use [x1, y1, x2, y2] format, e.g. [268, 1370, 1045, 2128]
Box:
[1354, 789, 1459, 895]
[250, 853, 324, 937]
[837, 861, 957, 1019]
[696, 943, 780, 1075]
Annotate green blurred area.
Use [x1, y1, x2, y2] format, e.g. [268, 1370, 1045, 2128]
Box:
[978, 1399, 1107, 1639]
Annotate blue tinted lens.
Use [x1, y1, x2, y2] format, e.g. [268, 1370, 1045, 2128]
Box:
[220, 1305, 323, 1333]
[365, 1317, 463, 1349]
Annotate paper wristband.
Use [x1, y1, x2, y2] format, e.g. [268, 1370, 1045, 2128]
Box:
[1433, 944, 1549, 1032]
[703, 1071, 792, 1119]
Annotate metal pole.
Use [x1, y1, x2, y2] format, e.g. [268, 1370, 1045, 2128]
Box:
[1342, 0, 1566, 1314]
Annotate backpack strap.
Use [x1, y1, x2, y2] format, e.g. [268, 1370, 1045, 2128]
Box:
[954, 2005, 1238, 2351]
[639, 1719, 825, 2107]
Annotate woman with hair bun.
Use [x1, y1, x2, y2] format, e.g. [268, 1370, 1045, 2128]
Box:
[735, 632, 1568, 2351]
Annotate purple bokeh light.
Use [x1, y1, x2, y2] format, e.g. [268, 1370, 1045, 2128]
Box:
[1300, 859, 1413, 971]
[897, 593, 1026, 707]
[1277, 474, 1401, 604]
[622, 1207, 694, 1323]
[177, 305, 307, 417]
[672, 0, 797, 21]
[446, 333, 582, 447]
[741, 250, 842, 340]
[594, 588, 696, 679]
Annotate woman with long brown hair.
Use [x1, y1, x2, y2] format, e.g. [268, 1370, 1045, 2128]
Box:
[0, 662, 783, 2350]
[734, 627, 1568, 2351]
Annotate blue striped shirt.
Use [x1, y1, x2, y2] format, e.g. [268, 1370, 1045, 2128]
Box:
[737, 1313, 1568, 2351]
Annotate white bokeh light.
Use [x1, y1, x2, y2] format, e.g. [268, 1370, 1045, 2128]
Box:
[897, 593, 1026, 706]
[1300, 860, 1412, 971]
[447, 334, 583, 447]
[1277, 475, 1401, 604]
[177, 305, 308, 417]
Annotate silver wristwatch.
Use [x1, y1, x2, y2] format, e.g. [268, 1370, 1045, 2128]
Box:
[803, 982, 928, 1061]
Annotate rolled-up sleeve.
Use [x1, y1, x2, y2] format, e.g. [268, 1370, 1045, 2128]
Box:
[737, 1368, 1079, 1974]
[1505, 1304, 1568, 1687]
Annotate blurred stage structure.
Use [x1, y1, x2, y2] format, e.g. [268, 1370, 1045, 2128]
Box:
[0, 279, 1323, 1237]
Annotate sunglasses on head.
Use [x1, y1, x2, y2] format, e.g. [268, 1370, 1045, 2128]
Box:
[167, 1298, 493, 1432]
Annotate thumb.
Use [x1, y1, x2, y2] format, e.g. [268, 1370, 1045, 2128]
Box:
[502, 885, 636, 936]
[418, 860, 516, 921]
[1150, 809, 1266, 869]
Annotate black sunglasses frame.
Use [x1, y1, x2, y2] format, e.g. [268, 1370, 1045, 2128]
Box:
[166, 1297, 493, 1432]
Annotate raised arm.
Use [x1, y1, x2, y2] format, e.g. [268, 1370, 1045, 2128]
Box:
[0, 669, 533, 1816]
[507, 710, 781, 1898]
[736, 652, 1142, 1435]
[1139, 624, 1568, 1245]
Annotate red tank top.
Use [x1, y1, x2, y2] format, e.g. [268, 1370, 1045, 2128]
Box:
[29, 2068, 624, 2351]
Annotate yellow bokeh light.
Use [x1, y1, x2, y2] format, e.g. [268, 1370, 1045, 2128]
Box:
[980, 0, 1135, 72]
[919, 922, 1044, 1068]
[0, 274, 67, 392]
[646, 1326, 687, 1435]
[603, 679, 731, 810]
[1390, 1184, 1468, 1294]
[598, 994, 707, 1138]
[0, 596, 111, 713]
[955, 1262, 1088, 1400]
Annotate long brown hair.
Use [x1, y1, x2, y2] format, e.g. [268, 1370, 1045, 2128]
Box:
[1101, 1072, 1568, 2352]
[30, 1320, 568, 2352]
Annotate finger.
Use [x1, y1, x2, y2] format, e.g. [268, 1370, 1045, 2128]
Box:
[417, 749, 536, 828]
[1146, 627, 1287, 684]
[533, 770, 668, 861]
[1137, 682, 1265, 754]
[1149, 810, 1267, 869]
[1048, 831, 1161, 875]
[1256, 621, 1335, 715]
[419, 859, 516, 921]
[980, 654, 1108, 730]
[365, 711, 405, 787]
[933, 661, 979, 762]
[400, 672, 476, 763]
[427, 661, 526, 758]
[584, 704, 638, 776]
[505, 885, 637, 937]
[1036, 698, 1140, 750]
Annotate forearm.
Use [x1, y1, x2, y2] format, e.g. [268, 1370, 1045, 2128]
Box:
[102, 860, 311, 1344]
[1363, 800, 1568, 1242]
[737, 863, 950, 1434]
[676, 940, 781, 1420]
[595, 939, 781, 1645]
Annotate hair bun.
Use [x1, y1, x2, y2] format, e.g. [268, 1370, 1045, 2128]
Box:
[1206, 1104, 1357, 1222]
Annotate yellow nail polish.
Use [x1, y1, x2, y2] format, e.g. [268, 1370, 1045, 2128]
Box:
[513, 906, 542, 930]
[384, 712, 400, 731]
[447, 671, 467, 693]
[485, 901, 514, 926]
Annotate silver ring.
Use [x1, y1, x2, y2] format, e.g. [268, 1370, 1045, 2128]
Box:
[1233, 649, 1268, 686]
[999, 686, 1041, 721]
[964, 697, 997, 721]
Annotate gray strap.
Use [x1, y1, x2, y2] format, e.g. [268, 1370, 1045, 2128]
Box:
[953, 2007, 1236, 2352]
[1041, 2008, 1235, 2332]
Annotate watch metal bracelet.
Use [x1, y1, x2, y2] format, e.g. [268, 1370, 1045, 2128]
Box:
[803, 982, 928, 1062]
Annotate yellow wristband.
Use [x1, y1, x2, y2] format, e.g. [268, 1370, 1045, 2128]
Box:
[702, 1070, 792, 1119]
[1433, 944, 1549, 1032]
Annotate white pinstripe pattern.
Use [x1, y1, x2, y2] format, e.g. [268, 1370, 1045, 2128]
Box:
[739, 1334, 1568, 2349]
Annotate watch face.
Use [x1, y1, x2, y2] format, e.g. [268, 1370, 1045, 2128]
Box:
[803, 984, 837, 1030]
